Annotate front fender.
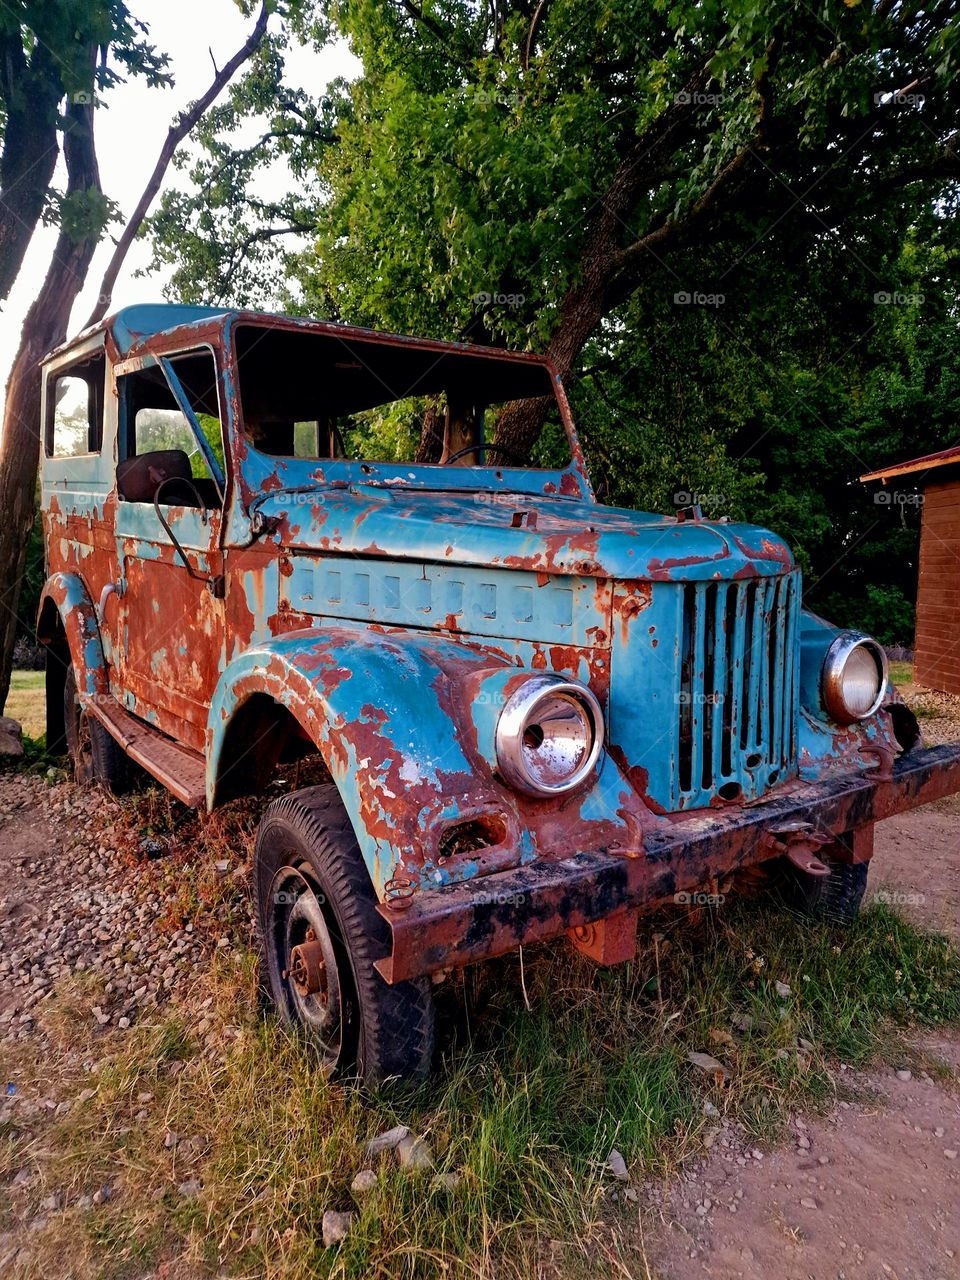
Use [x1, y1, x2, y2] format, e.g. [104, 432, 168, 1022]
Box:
[207, 625, 527, 898]
[36, 572, 107, 699]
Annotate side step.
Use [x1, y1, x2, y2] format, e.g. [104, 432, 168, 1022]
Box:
[88, 696, 206, 808]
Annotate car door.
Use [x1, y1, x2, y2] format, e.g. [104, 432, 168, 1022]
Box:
[112, 348, 227, 752]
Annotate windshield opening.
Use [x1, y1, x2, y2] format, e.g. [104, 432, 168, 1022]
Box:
[233, 324, 570, 470]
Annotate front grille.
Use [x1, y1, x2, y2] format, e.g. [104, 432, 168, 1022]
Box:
[676, 571, 801, 808]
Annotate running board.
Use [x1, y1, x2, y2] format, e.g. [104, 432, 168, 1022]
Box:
[88, 697, 206, 808]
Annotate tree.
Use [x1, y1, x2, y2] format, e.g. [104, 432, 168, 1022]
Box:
[0, 0, 270, 713]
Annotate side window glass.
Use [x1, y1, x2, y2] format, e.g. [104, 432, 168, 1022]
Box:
[46, 352, 104, 457]
[135, 406, 200, 467]
[118, 350, 224, 508]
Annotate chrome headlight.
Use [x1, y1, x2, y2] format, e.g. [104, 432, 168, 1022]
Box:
[821, 633, 888, 725]
[495, 675, 604, 797]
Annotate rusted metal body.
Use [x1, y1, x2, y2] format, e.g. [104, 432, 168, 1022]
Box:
[37, 305, 960, 983]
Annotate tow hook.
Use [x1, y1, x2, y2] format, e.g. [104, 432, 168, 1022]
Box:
[761, 821, 831, 877]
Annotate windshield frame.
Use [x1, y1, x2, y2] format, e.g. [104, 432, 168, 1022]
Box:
[224, 314, 593, 502]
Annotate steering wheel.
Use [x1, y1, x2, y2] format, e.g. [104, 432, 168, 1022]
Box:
[444, 441, 524, 466]
[153, 473, 212, 523]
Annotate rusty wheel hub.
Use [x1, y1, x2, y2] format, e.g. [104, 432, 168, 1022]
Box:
[288, 928, 326, 999]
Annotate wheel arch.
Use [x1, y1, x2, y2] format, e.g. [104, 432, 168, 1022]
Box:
[207, 626, 513, 900]
[37, 572, 107, 699]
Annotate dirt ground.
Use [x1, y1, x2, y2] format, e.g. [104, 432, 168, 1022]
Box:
[1, 686, 959, 1278]
[647, 687, 960, 1280]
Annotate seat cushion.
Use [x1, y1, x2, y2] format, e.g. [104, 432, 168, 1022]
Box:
[117, 449, 192, 503]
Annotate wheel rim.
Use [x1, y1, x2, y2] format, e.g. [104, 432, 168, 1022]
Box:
[267, 865, 344, 1071]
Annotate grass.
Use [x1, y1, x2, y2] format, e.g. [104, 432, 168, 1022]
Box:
[6, 668, 45, 740]
[7, 897, 960, 1280]
[889, 660, 913, 687]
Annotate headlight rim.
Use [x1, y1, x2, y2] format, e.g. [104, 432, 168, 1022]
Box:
[821, 632, 889, 725]
[495, 673, 604, 797]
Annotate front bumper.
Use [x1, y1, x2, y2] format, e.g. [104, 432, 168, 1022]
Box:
[376, 742, 960, 982]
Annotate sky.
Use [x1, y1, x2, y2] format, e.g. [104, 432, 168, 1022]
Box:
[0, 0, 359, 399]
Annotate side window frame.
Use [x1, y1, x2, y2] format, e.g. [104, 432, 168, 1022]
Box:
[116, 346, 226, 502]
[44, 349, 106, 459]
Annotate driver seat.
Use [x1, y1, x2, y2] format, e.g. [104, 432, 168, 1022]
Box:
[117, 449, 193, 504]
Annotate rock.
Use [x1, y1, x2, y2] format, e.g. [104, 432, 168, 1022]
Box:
[797, 1135, 810, 1150]
[944, 1149, 958, 1160]
[775, 981, 791, 998]
[687, 1051, 730, 1078]
[177, 1179, 202, 1199]
[800, 1197, 819, 1210]
[322, 1210, 354, 1247]
[797, 1038, 815, 1053]
[731, 1010, 753, 1032]
[0, 717, 24, 761]
[396, 1134, 434, 1171]
[164, 1131, 179, 1149]
[350, 1169, 378, 1195]
[605, 1148, 629, 1181]
[92, 1185, 112, 1204]
[364, 1124, 410, 1158]
[703, 1100, 720, 1118]
[438, 1171, 462, 1192]
[896, 1069, 912, 1082]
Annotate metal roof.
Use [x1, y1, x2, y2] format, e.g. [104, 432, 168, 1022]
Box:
[860, 443, 960, 484]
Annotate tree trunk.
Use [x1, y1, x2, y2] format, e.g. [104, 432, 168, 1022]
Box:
[0, 5, 269, 714]
[0, 38, 62, 302]
[0, 96, 101, 713]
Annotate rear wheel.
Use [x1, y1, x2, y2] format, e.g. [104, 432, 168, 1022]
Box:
[63, 666, 134, 794]
[254, 783, 435, 1087]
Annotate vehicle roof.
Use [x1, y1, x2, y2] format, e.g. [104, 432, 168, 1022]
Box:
[45, 303, 554, 370]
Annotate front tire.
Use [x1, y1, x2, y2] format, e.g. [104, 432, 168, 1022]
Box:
[783, 858, 869, 926]
[253, 783, 435, 1087]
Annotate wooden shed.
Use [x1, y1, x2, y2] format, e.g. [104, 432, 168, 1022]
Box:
[861, 445, 960, 695]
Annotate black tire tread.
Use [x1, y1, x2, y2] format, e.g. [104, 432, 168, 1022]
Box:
[63, 666, 136, 795]
[254, 783, 435, 1087]
[785, 858, 868, 926]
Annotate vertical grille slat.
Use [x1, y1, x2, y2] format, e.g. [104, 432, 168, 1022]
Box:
[673, 570, 800, 808]
[710, 584, 728, 785]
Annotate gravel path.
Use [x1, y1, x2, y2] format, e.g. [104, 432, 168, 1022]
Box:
[0, 771, 254, 1047]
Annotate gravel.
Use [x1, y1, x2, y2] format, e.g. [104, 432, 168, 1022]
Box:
[0, 771, 252, 1047]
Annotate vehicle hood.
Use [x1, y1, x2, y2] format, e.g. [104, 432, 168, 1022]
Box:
[265, 487, 794, 581]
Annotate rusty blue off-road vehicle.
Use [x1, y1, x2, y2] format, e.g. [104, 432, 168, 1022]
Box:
[38, 304, 960, 1084]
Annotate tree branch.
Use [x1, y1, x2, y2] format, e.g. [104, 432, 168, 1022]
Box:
[86, 0, 269, 326]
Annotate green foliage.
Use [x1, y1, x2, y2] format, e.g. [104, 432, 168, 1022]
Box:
[148, 1, 960, 644]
